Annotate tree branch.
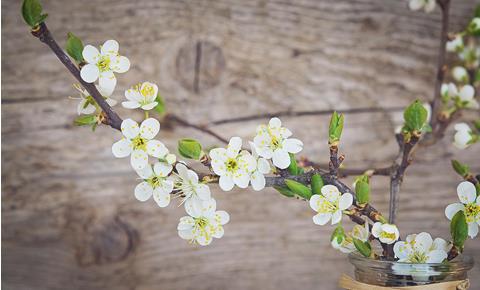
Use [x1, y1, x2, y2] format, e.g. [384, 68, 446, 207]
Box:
[31, 23, 123, 130]
[164, 114, 229, 144]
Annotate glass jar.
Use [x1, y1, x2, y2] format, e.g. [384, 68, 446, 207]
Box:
[348, 253, 474, 287]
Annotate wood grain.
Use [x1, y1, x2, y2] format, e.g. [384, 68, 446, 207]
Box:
[2, 0, 480, 289]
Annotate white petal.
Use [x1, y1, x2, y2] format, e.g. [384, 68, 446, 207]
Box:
[175, 163, 190, 180]
[309, 194, 322, 211]
[215, 210, 230, 225]
[209, 148, 227, 161]
[338, 193, 353, 210]
[413, 232, 433, 254]
[99, 71, 117, 93]
[187, 169, 199, 184]
[134, 182, 153, 202]
[122, 101, 141, 109]
[110, 55, 130, 73]
[125, 89, 142, 102]
[454, 122, 471, 132]
[445, 203, 465, 220]
[283, 138, 303, 154]
[140, 118, 160, 140]
[136, 164, 153, 179]
[239, 152, 257, 173]
[105, 98, 117, 107]
[141, 102, 158, 110]
[153, 162, 172, 177]
[130, 149, 149, 170]
[459, 85, 475, 101]
[313, 213, 331, 225]
[219, 175, 235, 191]
[371, 222, 383, 238]
[195, 184, 211, 200]
[394, 241, 411, 260]
[408, 0, 424, 11]
[426, 250, 447, 263]
[78, 101, 96, 115]
[257, 158, 270, 174]
[112, 139, 132, 158]
[101, 40, 119, 56]
[269, 117, 281, 128]
[424, 0, 435, 13]
[227, 137, 242, 158]
[146, 140, 168, 158]
[178, 216, 195, 230]
[468, 222, 479, 238]
[272, 149, 290, 169]
[321, 185, 341, 204]
[140, 82, 158, 98]
[80, 64, 99, 83]
[178, 229, 194, 240]
[196, 230, 213, 246]
[331, 210, 342, 225]
[82, 45, 100, 63]
[233, 171, 250, 188]
[457, 181, 477, 204]
[212, 225, 224, 239]
[121, 118, 140, 139]
[250, 171, 266, 191]
[153, 187, 171, 207]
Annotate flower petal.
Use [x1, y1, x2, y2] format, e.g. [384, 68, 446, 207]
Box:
[272, 149, 290, 169]
[153, 162, 172, 177]
[309, 194, 321, 211]
[122, 101, 141, 109]
[331, 210, 342, 225]
[141, 102, 158, 111]
[153, 187, 171, 207]
[233, 170, 250, 188]
[445, 203, 465, 220]
[215, 210, 230, 225]
[457, 181, 477, 204]
[140, 118, 160, 140]
[178, 216, 195, 230]
[227, 137, 242, 158]
[195, 184, 211, 200]
[110, 55, 130, 73]
[371, 222, 382, 238]
[125, 89, 142, 102]
[112, 139, 132, 158]
[408, 0, 424, 11]
[80, 64, 99, 83]
[175, 163, 190, 180]
[130, 149, 148, 170]
[468, 222, 479, 238]
[313, 213, 331, 225]
[459, 85, 474, 101]
[321, 185, 341, 203]
[269, 117, 281, 128]
[99, 71, 117, 93]
[121, 118, 140, 139]
[136, 164, 153, 179]
[338, 193, 353, 210]
[101, 40, 119, 56]
[134, 182, 153, 202]
[146, 140, 168, 158]
[413, 232, 433, 254]
[250, 171, 266, 191]
[283, 138, 303, 154]
[178, 228, 194, 240]
[82, 45, 100, 63]
[426, 250, 447, 263]
[219, 175, 235, 191]
[393, 241, 411, 260]
[257, 158, 270, 174]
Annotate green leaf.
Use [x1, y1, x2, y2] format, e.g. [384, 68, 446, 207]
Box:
[473, 120, 480, 132]
[450, 211, 468, 250]
[74, 115, 97, 126]
[355, 180, 370, 205]
[451, 160, 470, 177]
[328, 111, 344, 145]
[330, 225, 345, 243]
[287, 153, 298, 175]
[310, 174, 324, 195]
[22, 0, 47, 27]
[178, 138, 203, 160]
[284, 179, 312, 200]
[403, 100, 428, 132]
[353, 238, 371, 258]
[475, 4, 480, 17]
[154, 93, 166, 115]
[66, 32, 84, 63]
[273, 186, 295, 198]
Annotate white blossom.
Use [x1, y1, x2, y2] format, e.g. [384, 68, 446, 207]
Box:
[112, 118, 168, 170]
[452, 66, 469, 83]
[408, 0, 435, 13]
[177, 198, 230, 246]
[248, 141, 271, 191]
[394, 232, 450, 263]
[445, 181, 480, 238]
[73, 84, 117, 115]
[174, 163, 211, 209]
[80, 40, 130, 92]
[309, 185, 353, 225]
[453, 123, 474, 149]
[372, 222, 399, 244]
[122, 82, 159, 111]
[446, 35, 464, 53]
[331, 222, 369, 253]
[135, 162, 174, 207]
[458, 85, 479, 109]
[470, 17, 480, 33]
[253, 117, 303, 169]
[209, 137, 256, 191]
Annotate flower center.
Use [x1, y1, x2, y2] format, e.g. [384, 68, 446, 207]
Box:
[318, 198, 337, 213]
[409, 251, 428, 263]
[141, 83, 155, 97]
[97, 56, 111, 72]
[380, 232, 396, 241]
[465, 203, 480, 223]
[147, 176, 161, 188]
[226, 158, 238, 172]
[132, 136, 147, 151]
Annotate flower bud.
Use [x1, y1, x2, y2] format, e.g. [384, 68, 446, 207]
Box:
[178, 138, 203, 160]
[452, 66, 469, 83]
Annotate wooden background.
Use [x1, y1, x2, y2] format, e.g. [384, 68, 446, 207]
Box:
[2, 0, 480, 289]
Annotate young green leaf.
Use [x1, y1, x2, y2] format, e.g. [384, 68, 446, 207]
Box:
[475, 4, 480, 18]
[310, 173, 324, 195]
[178, 138, 203, 160]
[403, 100, 428, 132]
[284, 179, 312, 200]
[22, 0, 48, 28]
[330, 225, 345, 243]
[355, 180, 370, 205]
[353, 238, 371, 258]
[74, 115, 97, 126]
[451, 160, 470, 177]
[273, 186, 295, 198]
[450, 211, 468, 250]
[287, 153, 298, 175]
[66, 32, 84, 63]
[154, 93, 166, 114]
[328, 111, 344, 145]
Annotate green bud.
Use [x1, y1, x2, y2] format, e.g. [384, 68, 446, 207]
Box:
[403, 100, 428, 133]
[473, 120, 480, 132]
[154, 93, 166, 115]
[451, 160, 470, 177]
[284, 179, 312, 200]
[22, 0, 48, 28]
[178, 138, 203, 160]
[467, 17, 480, 36]
[74, 115, 97, 126]
[66, 32, 84, 63]
[330, 225, 345, 243]
[355, 180, 370, 205]
[450, 211, 468, 250]
[353, 238, 372, 258]
[273, 186, 295, 198]
[287, 153, 299, 175]
[328, 111, 344, 145]
[310, 174, 324, 195]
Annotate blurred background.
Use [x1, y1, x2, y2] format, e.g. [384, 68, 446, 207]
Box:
[2, 0, 480, 289]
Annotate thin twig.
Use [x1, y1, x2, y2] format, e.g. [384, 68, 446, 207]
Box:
[165, 114, 229, 144]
